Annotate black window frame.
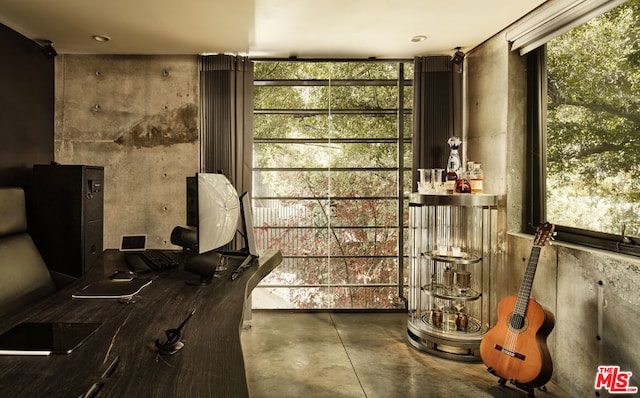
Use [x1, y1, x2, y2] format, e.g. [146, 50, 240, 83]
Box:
[526, 47, 640, 257]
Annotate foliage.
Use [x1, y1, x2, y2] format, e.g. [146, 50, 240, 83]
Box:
[253, 61, 411, 308]
[546, 0, 640, 236]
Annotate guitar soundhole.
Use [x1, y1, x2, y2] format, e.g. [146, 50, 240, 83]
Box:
[507, 313, 528, 332]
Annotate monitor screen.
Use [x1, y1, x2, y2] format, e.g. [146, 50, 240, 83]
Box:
[239, 192, 259, 258]
[186, 176, 198, 227]
[194, 173, 240, 254]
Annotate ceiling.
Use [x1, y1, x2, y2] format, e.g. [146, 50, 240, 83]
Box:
[0, 0, 548, 58]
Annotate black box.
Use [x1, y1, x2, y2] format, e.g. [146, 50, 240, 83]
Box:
[30, 164, 104, 277]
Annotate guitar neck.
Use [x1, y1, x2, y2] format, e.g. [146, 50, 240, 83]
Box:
[514, 246, 542, 317]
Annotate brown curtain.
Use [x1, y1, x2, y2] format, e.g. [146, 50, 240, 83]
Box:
[199, 55, 254, 197]
[412, 56, 462, 190]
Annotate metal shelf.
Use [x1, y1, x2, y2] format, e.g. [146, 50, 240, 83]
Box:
[422, 251, 481, 265]
[421, 311, 483, 334]
[409, 192, 497, 207]
[421, 284, 481, 301]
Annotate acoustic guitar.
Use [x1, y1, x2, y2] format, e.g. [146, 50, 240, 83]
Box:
[480, 222, 555, 389]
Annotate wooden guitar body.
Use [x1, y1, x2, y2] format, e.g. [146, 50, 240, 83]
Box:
[480, 295, 555, 387]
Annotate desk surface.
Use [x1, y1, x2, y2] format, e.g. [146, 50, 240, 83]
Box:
[0, 249, 282, 398]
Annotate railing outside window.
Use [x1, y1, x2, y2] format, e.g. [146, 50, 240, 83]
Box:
[252, 60, 413, 309]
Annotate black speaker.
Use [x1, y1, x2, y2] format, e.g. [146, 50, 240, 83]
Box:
[30, 164, 104, 277]
[451, 50, 465, 65]
[41, 44, 57, 59]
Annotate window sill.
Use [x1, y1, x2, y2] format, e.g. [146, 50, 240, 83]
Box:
[509, 232, 640, 264]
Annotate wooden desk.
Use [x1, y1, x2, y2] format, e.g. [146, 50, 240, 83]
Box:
[0, 249, 282, 398]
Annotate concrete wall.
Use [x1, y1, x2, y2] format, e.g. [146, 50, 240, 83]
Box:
[465, 32, 526, 328]
[54, 55, 200, 249]
[468, 30, 640, 398]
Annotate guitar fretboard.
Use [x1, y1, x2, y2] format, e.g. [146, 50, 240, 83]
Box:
[513, 246, 542, 319]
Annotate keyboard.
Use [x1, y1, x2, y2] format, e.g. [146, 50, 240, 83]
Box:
[125, 250, 179, 272]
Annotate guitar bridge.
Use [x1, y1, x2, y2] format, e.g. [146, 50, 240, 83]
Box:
[494, 344, 526, 360]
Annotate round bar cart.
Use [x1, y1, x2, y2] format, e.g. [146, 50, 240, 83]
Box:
[407, 193, 498, 362]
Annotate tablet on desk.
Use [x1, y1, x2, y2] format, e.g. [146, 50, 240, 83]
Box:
[119, 234, 147, 252]
[0, 322, 101, 356]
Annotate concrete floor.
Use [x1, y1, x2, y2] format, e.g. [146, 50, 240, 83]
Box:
[241, 311, 571, 398]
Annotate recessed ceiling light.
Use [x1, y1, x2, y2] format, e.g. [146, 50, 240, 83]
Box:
[92, 35, 111, 42]
[411, 35, 427, 43]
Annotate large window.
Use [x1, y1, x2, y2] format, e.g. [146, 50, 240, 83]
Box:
[251, 61, 413, 309]
[530, 0, 640, 255]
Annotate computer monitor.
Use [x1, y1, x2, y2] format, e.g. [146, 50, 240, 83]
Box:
[239, 192, 259, 259]
[187, 173, 240, 254]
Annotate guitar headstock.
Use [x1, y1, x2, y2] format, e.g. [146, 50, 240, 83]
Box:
[533, 222, 556, 247]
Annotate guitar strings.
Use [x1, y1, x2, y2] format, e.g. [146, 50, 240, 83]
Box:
[504, 303, 526, 354]
[504, 316, 518, 355]
[502, 246, 541, 356]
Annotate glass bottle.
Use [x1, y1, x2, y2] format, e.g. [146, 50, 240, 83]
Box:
[470, 162, 484, 193]
[445, 137, 462, 194]
[455, 170, 472, 193]
[467, 161, 475, 177]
